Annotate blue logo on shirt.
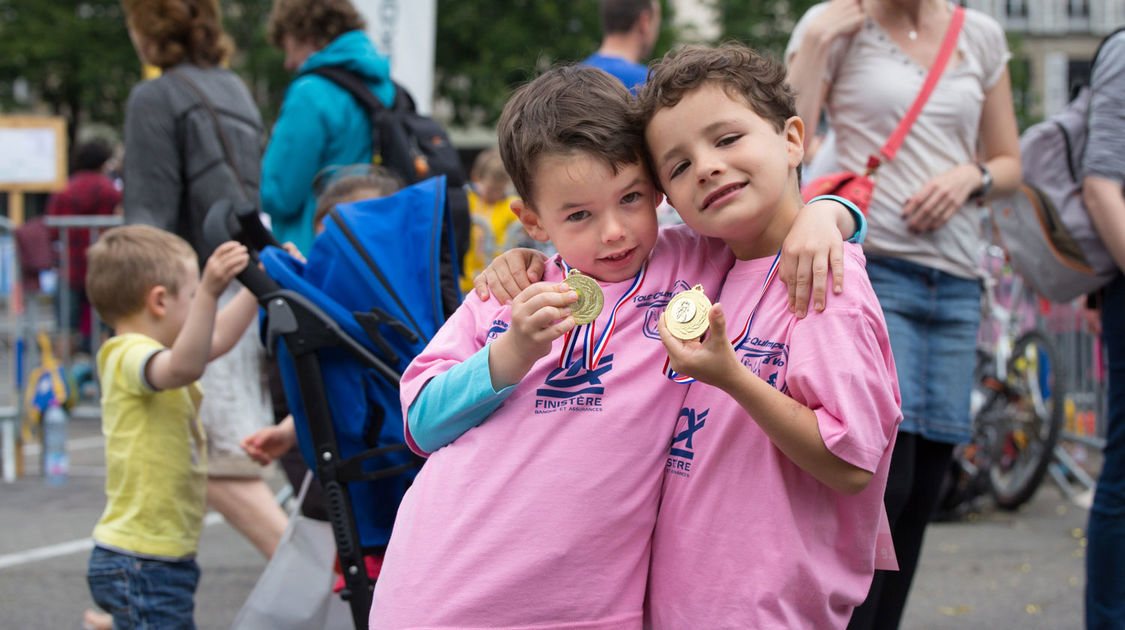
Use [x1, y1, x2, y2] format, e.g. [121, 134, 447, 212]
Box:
[737, 336, 789, 394]
[636, 280, 691, 340]
[666, 406, 706, 478]
[486, 320, 509, 340]
[532, 354, 613, 414]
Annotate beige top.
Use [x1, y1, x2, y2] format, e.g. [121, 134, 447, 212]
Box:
[788, 3, 1010, 278]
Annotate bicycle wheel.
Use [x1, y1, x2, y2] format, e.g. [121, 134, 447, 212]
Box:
[988, 330, 1066, 510]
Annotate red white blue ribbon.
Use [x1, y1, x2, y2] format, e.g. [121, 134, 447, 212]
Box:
[557, 260, 648, 371]
[663, 250, 782, 383]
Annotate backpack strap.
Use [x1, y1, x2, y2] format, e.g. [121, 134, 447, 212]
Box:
[304, 66, 403, 171]
[166, 70, 255, 205]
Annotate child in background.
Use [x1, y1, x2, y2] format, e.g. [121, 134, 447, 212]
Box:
[83, 225, 258, 629]
[459, 147, 523, 292]
[312, 163, 403, 234]
[640, 44, 901, 628]
[368, 65, 859, 629]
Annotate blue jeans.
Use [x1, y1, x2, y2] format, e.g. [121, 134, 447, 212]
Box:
[87, 546, 199, 630]
[865, 255, 981, 444]
[1087, 273, 1125, 630]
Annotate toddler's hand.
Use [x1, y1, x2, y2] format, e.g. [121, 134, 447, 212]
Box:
[201, 241, 250, 298]
[658, 303, 739, 387]
[474, 248, 548, 304]
[281, 241, 306, 263]
[239, 423, 296, 466]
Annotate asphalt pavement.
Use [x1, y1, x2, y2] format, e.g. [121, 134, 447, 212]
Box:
[0, 414, 1093, 629]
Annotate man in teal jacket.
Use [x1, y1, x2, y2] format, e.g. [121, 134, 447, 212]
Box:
[263, 0, 395, 253]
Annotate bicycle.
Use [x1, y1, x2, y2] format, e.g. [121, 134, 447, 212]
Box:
[940, 244, 1066, 514]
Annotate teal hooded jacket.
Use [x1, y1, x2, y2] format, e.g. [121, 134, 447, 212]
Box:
[261, 30, 395, 253]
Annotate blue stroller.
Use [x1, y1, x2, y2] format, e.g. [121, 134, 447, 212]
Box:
[203, 176, 460, 629]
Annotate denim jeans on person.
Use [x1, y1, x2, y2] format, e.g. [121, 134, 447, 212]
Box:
[866, 254, 982, 444]
[1087, 273, 1125, 630]
[87, 545, 200, 630]
[848, 254, 981, 630]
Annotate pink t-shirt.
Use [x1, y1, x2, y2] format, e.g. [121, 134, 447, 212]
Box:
[646, 244, 902, 630]
[370, 226, 732, 630]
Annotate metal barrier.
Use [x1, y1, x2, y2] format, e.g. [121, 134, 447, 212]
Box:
[0, 214, 124, 483]
[1041, 297, 1107, 503]
[43, 214, 124, 375]
[0, 216, 25, 482]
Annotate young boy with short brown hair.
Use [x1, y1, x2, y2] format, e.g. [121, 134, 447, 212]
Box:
[639, 43, 900, 628]
[84, 225, 258, 628]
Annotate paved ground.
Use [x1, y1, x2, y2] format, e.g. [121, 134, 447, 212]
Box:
[0, 414, 1095, 629]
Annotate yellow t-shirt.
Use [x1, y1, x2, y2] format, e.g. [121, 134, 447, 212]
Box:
[460, 190, 521, 293]
[92, 333, 206, 559]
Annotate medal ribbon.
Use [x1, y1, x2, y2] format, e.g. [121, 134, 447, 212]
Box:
[557, 260, 648, 370]
[663, 250, 782, 383]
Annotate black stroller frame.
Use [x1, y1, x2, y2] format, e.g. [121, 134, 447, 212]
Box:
[204, 200, 415, 630]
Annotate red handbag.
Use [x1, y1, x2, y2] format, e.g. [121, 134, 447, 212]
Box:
[801, 5, 965, 214]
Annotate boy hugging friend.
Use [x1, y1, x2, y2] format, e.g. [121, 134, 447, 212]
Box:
[370, 43, 901, 630]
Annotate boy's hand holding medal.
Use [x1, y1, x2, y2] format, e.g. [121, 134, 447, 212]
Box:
[664, 284, 712, 340]
[658, 300, 739, 388]
[489, 281, 579, 389]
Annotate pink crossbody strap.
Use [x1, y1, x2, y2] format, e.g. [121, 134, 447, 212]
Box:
[878, 5, 965, 164]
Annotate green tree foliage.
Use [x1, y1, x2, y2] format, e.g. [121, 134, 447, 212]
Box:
[709, 0, 819, 59]
[0, 0, 285, 151]
[224, 1, 287, 125]
[434, 0, 678, 126]
[0, 0, 137, 147]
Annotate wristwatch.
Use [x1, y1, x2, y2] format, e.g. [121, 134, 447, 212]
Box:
[971, 162, 993, 200]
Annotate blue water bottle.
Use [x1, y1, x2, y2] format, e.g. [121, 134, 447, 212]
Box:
[42, 402, 69, 487]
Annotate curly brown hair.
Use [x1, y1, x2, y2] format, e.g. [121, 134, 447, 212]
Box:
[121, 0, 233, 69]
[497, 65, 645, 207]
[638, 43, 796, 134]
[266, 0, 366, 50]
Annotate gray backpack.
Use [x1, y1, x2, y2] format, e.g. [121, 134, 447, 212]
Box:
[990, 30, 1122, 303]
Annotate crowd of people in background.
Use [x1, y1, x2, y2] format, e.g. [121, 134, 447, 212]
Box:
[18, 0, 1118, 628]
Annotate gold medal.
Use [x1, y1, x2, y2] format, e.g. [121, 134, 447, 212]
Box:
[564, 270, 604, 326]
[665, 284, 712, 340]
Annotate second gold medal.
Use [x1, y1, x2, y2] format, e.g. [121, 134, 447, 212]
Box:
[664, 284, 712, 340]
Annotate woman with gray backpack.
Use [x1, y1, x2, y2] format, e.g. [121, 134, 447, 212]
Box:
[118, 0, 287, 580]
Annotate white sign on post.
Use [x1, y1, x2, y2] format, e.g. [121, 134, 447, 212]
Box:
[0, 120, 65, 188]
[353, 0, 437, 114]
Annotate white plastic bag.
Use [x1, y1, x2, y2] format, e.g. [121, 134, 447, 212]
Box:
[232, 473, 353, 629]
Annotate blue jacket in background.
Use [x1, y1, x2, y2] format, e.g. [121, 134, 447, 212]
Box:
[261, 30, 396, 253]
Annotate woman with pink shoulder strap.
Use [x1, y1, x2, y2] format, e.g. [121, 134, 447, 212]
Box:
[787, 1, 1022, 628]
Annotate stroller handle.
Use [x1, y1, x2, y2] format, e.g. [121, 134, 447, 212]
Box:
[202, 199, 283, 297]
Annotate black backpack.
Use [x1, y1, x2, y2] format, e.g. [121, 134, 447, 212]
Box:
[306, 66, 469, 314]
